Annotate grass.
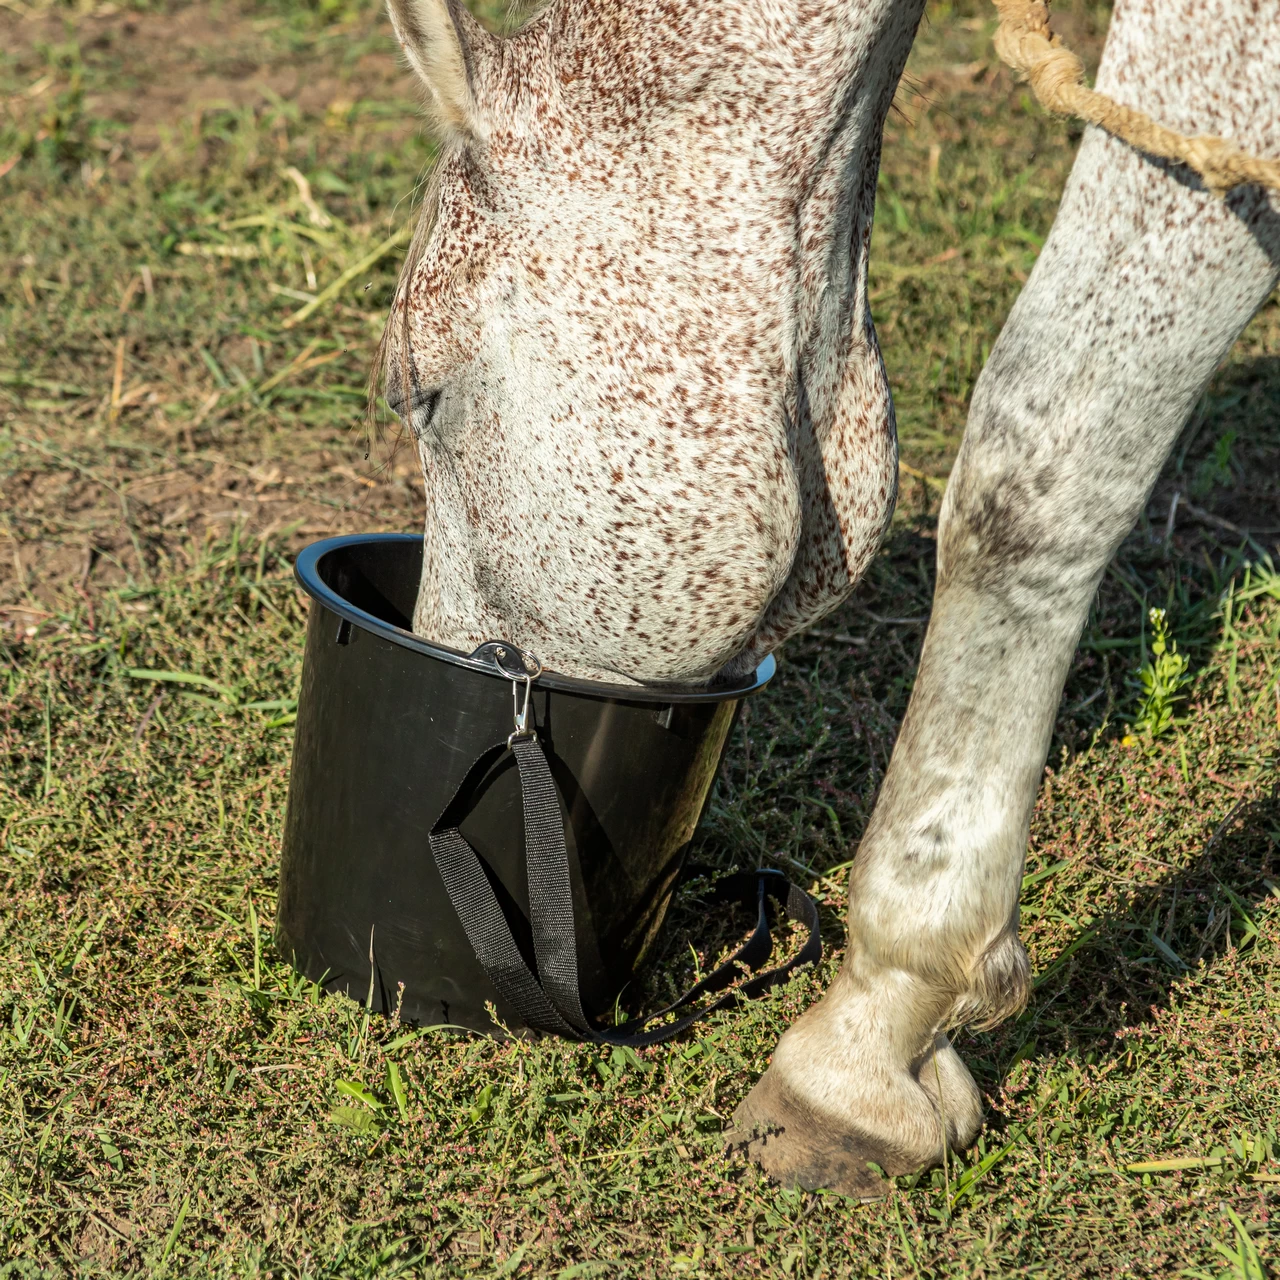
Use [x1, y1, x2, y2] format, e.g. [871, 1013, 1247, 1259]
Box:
[1, 0, 1279, 1274]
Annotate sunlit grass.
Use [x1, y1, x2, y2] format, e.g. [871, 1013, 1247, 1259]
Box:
[1, 0, 1278, 1274]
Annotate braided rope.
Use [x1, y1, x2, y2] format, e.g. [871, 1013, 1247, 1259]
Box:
[991, 0, 1280, 198]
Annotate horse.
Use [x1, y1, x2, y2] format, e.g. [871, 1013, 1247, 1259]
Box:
[377, 0, 1279, 1194]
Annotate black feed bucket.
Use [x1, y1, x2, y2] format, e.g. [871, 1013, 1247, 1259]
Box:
[276, 534, 819, 1043]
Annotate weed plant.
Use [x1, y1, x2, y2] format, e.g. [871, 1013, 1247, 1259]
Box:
[1132, 607, 1193, 742]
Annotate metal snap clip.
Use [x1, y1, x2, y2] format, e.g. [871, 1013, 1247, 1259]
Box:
[488, 644, 543, 749]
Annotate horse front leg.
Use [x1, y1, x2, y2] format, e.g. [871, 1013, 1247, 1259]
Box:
[730, 78, 1280, 1193]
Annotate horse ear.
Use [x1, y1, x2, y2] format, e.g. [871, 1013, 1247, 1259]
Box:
[386, 0, 486, 140]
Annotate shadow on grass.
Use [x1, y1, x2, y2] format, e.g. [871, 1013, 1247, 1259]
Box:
[638, 471, 1277, 1048]
[967, 782, 1279, 1096]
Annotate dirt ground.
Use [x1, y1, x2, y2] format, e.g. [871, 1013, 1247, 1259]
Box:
[1, 0, 431, 634]
[2, 0, 1275, 635]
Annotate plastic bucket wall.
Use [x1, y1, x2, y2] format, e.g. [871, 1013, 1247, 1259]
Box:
[275, 534, 775, 1034]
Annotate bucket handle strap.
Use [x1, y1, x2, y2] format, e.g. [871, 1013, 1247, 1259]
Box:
[428, 733, 822, 1047]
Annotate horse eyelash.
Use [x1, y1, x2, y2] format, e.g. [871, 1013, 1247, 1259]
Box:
[410, 388, 443, 442]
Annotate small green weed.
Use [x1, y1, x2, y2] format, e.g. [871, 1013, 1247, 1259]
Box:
[1183, 1206, 1270, 1280]
[1193, 429, 1240, 498]
[1132, 606, 1192, 739]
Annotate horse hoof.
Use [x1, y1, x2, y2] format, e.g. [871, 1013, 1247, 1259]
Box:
[725, 1033, 983, 1197]
[724, 1068, 898, 1200]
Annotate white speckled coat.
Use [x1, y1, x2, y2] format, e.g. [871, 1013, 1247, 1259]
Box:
[382, 0, 1280, 1194]
[384, 0, 914, 683]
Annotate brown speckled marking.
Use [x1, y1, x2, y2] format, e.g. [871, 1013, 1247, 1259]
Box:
[381, 0, 1279, 1194]
[383, 0, 917, 683]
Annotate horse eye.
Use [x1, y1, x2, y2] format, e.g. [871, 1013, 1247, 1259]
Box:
[383, 377, 408, 421]
[409, 388, 442, 440]
[384, 377, 440, 434]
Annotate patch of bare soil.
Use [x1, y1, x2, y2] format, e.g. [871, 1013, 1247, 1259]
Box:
[0, 416, 424, 639]
[1, 4, 407, 150]
[1, 0, 429, 632]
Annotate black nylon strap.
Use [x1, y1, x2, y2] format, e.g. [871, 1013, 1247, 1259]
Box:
[428, 731, 822, 1046]
[428, 744, 578, 1036]
[510, 735, 592, 1030]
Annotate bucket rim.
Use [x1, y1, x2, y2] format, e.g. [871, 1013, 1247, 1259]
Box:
[293, 533, 776, 704]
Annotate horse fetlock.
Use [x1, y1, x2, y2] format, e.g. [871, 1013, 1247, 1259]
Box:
[948, 927, 1031, 1032]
